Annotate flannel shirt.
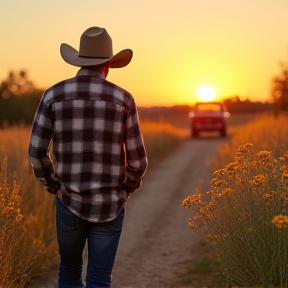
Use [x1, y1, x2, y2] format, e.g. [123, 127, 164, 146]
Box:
[28, 68, 148, 222]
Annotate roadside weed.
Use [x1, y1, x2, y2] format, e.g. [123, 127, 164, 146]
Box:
[0, 122, 186, 284]
[0, 159, 34, 287]
[212, 114, 288, 170]
[183, 143, 288, 287]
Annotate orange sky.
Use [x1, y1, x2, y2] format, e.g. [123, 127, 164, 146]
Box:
[1, 0, 288, 107]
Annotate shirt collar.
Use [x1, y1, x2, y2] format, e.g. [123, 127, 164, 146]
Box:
[76, 68, 105, 79]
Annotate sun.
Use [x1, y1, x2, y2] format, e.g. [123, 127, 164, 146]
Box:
[197, 86, 216, 102]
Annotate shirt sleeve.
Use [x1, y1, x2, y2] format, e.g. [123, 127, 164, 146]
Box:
[28, 92, 60, 194]
[123, 101, 148, 193]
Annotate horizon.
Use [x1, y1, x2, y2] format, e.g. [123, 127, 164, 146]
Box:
[1, 0, 288, 107]
[137, 96, 274, 108]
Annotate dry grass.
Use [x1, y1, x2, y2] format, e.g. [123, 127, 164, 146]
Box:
[140, 120, 189, 166]
[183, 114, 288, 287]
[211, 113, 288, 171]
[0, 159, 32, 287]
[0, 127, 59, 288]
[0, 121, 187, 286]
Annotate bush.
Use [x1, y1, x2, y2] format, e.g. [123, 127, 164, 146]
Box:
[183, 143, 288, 287]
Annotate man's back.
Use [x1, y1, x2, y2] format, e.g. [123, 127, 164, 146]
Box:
[28, 26, 147, 288]
[29, 68, 147, 221]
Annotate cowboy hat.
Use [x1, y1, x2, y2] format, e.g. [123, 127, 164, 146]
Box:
[60, 27, 133, 68]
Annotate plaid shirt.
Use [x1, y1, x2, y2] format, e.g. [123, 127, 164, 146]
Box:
[28, 68, 148, 222]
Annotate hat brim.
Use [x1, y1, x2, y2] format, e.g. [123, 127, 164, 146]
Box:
[60, 43, 133, 68]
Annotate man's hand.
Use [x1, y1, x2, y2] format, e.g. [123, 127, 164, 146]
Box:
[56, 190, 62, 199]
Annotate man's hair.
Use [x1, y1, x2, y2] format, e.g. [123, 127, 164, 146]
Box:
[85, 62, 110, 71]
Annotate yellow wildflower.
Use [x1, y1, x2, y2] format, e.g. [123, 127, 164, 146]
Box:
[225, 162, 239, 171]
[188, 218, 198, 229]
[250, 174, 265, 186]
[237, 143, 253, 153]
[222, 188, 234, 197]
[213, 168, 225, 177]
[211, 179, 224, 188]
[272, 214, 288, 229]
[182, 194, 202, 208]
[235, 156, 245, 164]
[250, 160, 257, 171]
[3, 206, 15, 214]
[199, 207, 206, 214]
[258, 150, 272, 159]
[199, 204, 213, 218]
[281, 165, 288, 173]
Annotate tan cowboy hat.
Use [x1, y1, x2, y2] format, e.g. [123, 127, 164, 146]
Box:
[60, 27, 133, 68]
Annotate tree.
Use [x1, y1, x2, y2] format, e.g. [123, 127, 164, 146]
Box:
[0, 70, 38, 99]
[0, 70, 43, 125]
[271, 61, 288, 114]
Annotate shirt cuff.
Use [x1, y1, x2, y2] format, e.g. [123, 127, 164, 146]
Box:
[38, 177, 61, 194]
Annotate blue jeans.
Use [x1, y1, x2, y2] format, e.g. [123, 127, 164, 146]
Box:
[55, 198, 125, 288]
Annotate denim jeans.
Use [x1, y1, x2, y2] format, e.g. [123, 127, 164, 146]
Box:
[55, 198, 125, 288]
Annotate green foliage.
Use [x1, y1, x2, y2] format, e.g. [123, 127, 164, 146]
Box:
[0, 70, 43, 125]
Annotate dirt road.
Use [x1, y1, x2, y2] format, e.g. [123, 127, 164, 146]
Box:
[33, 136, 226, 288]
[111, 136, 226, 288]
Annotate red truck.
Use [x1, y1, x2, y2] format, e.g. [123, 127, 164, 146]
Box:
[189, 102, 230, 138]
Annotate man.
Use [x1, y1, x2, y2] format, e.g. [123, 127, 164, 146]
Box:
[28, 27, 148, 288]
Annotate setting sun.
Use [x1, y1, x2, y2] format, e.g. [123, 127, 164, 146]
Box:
[197, 86, 216, 102]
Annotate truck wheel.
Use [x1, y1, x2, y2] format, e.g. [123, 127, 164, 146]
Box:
[192, 129, 199, 138]
[220, 128, 227, 137]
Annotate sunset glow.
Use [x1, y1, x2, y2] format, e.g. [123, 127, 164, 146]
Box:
[1, 0, 288, 107]
[197, 86, 216, 102]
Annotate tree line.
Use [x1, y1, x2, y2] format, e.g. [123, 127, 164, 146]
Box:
[0, 62, 287, 126]
[0, 71, 43, 126]
[272, 61, 288, 114]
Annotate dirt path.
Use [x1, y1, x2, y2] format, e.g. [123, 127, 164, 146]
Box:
[33, 136, 226, 288]
[110, 136, 226, 288]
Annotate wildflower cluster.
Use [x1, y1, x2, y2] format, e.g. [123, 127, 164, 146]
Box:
[272, 214, 288, 229]
[0, 158, 41, 287]
[0, 159, 24, 286]
[183, 143, 288, 287]
[0, 127, 62, 286]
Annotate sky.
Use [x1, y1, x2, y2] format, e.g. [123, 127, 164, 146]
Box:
[1, 0, 288, 107]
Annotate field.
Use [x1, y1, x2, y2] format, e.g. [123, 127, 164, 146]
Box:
[183, 113, 288, 287]
[1, 110, 287, 287]
[0, 116, 189, 288]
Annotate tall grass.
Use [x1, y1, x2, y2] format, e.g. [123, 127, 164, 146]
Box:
[140, 120, 188, 166]
[0, 127, 59, 288]
[183, 114, 288, 287]
[0, 120, 187, 286]
[0, 159, 29, 287]
[212, 113, 288, 170]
